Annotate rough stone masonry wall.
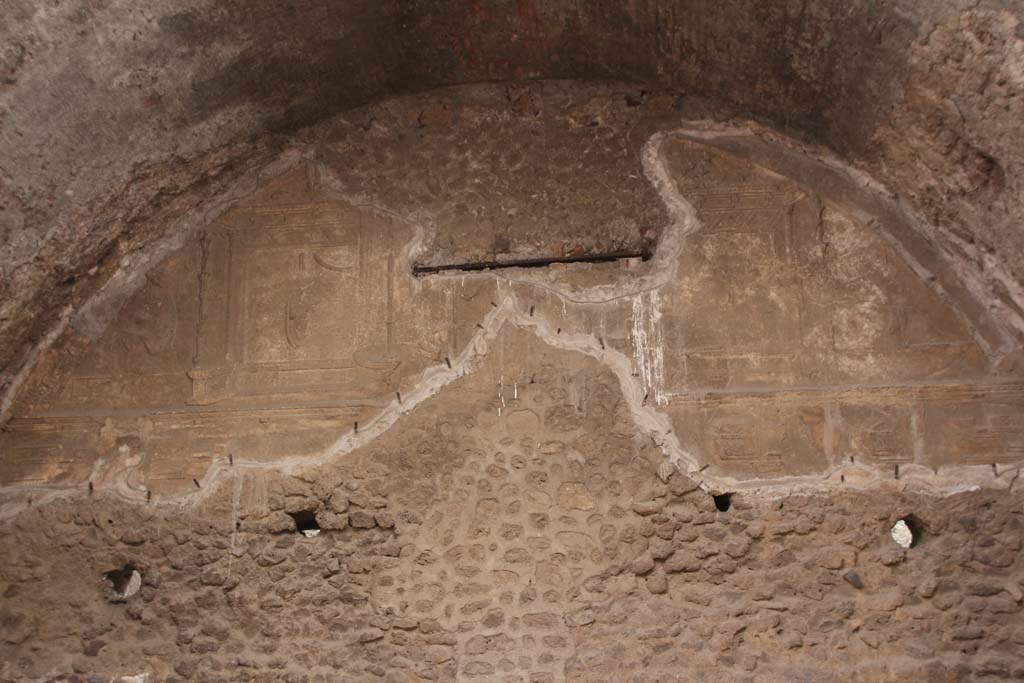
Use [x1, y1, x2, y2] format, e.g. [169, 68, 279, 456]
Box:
[1, 335, 1023, 683]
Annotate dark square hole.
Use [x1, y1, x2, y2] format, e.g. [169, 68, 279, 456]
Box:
[104, 564, 138, 594]
[288, 510, 320, 536]
[898, 514, 925, 548]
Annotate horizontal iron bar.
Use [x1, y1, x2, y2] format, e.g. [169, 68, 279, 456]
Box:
[412, 249, 653, 276]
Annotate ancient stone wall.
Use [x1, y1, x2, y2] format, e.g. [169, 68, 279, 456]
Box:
[1, 84, 1023, 682]
[2, 341, 1023, 681]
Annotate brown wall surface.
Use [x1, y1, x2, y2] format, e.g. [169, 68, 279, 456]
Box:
[1, 83, 1023, 682]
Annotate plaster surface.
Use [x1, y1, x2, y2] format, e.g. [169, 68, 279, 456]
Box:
[3, 92, 1023, 508]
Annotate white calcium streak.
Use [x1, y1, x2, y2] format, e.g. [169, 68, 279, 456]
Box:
[631, 292, 667, 405]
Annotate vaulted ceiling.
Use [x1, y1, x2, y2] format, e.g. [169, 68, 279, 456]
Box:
[2, 0, 1023, 401]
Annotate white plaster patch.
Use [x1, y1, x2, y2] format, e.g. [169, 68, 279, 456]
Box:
[631, 291, 666, 405]
[125, 570, 142, 598]
[891, 519, 913, 549]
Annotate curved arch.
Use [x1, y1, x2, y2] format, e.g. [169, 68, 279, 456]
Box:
[2, 2, 1024, 409]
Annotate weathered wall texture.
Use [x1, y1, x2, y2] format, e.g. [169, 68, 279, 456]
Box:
[3, 84, 1022, 497]
[1, 85, 1023, 682]
[2, 339, 1023, 682]
[2, 1, 1024, 407]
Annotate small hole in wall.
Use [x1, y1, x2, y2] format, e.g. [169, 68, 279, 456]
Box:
[104, 564, 142, 600]
[891, 515, 925, 549]
[712, 493, 733, 512]
[288, 510, 321, 537]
